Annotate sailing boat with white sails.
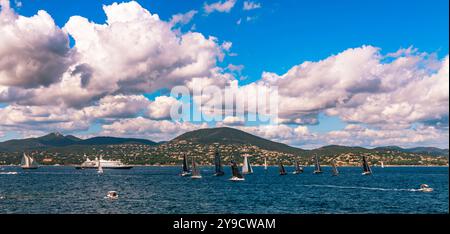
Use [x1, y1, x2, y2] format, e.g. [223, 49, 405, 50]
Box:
[21, 153, 39, 169]
[241, 154, 253, 174]
[180, 154, 191, 177]
[191, 157, 202, 179]
[362, 156, 372, 175]
[97, 156, 104, 174]
[331, 160, 339, 176]
[229, 161, 245, 181]
[264, 157, 268, 171]
[313, 154, 322, 174]
[214, 149, 225, 176]
[293, 161, 303, 174]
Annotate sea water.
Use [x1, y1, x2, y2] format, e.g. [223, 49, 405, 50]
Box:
[0, 166, 448, 214]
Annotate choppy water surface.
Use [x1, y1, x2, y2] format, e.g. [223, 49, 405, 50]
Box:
[0, 166, 448, 214]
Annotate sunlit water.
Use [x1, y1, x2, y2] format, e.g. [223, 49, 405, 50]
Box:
[0, 166, 448, 214]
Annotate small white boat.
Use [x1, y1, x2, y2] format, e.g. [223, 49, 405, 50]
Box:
[105, 191, 119, 199]
[418, 184, 433, 192]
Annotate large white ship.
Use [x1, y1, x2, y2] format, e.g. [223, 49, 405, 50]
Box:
[75, 156, 132, 169]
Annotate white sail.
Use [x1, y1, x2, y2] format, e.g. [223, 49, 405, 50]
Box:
[242, 155, 253, 174]
[29, 156, 38, 167]
[264, 158, 268, 170]
[381, 161, 384, 168]
[98, 156, 104, 174]
[29, 156, 34, 167]
[21, 153, 38, 169]
[21, 153, 30, 167]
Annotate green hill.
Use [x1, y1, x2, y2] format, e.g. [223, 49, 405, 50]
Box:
[172, 127, 305, 154]
[374, 146, 449, 156]
[0, 133, 156, 152]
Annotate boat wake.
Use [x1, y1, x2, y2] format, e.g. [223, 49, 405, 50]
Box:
[303, 184, 421, 192]
[0, 172, 18, 175]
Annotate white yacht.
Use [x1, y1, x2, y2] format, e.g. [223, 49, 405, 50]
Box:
[76, 155, 132, 169]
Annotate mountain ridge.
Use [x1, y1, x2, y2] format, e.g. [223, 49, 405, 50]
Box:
[171, 127, 305, 154]
[0, 133, 157, 152]
[0, 128, 448, 157]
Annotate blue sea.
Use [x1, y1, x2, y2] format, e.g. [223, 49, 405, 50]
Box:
[0, 166, 448, 214]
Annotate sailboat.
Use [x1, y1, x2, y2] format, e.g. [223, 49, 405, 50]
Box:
[313, 154, 322, 174]
[264, 157, 268, 171]
[331, 160, 339, 176]
[97, 156, 104, 174]
[229, 161, 245, 181]
[190, 157, 202, 179]
[214, 149, 225, 176]
[180, 154, 191, 176]
[241, 154, 253, 174]
[293, 161, 304, 174]
[381, 161, 385, 168]
[21, 153, 39, 169]
[362, 156, 372, 175]
[279, 163, 287, 175]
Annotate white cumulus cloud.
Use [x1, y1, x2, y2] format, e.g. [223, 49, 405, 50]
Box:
[204, 0, 236, 14]
[0, 0, 72, 88]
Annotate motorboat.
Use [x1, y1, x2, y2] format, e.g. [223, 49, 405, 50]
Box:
[418, 184, 433, 192]
[105, 191, 119, 199]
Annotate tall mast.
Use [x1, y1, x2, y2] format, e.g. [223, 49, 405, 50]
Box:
[231, 161, 243, 178]
[332, 160, 339, 176]
[362, 156, 372, 175]
[191, 157, 200, 176]
[315, 155, 321, 172]
[98, 156, 103, 173]
[182, 154, 189, 172]
[214, 149, 224, 176]
[279, 163, 286, 175]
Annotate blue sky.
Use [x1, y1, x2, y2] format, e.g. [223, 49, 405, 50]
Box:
[14, 0, 449, 83]
[1, 0, 449, 148]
